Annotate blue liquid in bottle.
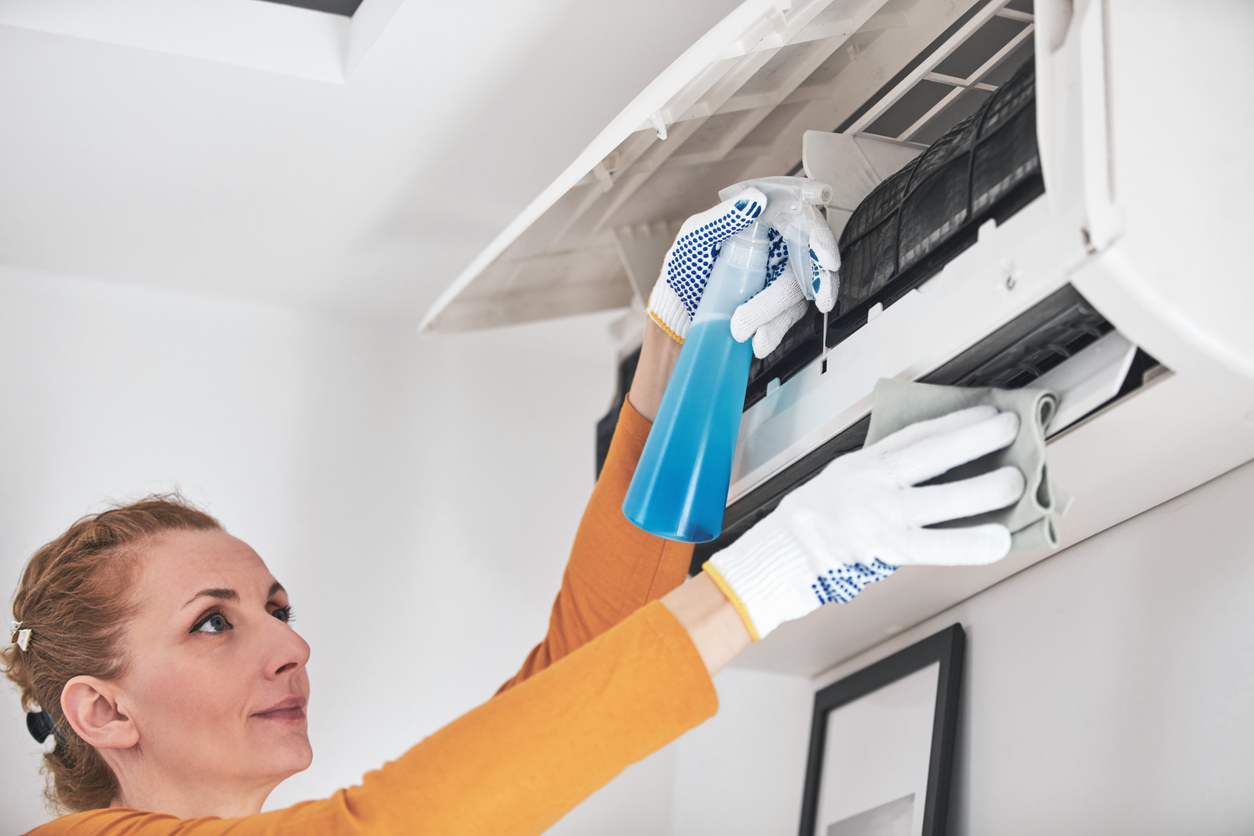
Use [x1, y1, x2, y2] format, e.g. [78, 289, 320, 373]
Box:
[623, 221, 772, 542]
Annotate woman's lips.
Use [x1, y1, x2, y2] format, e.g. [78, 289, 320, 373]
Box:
[253, 696, 307, 723]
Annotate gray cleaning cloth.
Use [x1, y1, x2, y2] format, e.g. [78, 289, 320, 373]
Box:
[864, 378, 1060, 553]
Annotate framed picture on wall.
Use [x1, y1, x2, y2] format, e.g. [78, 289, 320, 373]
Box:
[798, 624, 965, 836]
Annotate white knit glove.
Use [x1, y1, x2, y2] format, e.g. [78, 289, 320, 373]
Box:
[729, 205, 841, 358]
[705, 406, 1025, 641]
[647, 189, 766, 343]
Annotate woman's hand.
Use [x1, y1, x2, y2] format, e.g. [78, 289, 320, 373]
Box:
[704, 405, 1026, 642]
[645, 189, 767, 346]
[630, 188, 838, 420]
[644, 189, 838, 362]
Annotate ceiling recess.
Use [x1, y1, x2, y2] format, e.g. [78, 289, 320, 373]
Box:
[258, 0, 363, 16]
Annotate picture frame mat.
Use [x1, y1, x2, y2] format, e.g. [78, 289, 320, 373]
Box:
[813, 661, 940, 836]
[798, 624, 965, 836]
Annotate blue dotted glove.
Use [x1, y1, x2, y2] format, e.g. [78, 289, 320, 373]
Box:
[647, 189, 767, 343]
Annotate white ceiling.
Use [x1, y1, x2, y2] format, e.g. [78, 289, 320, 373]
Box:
[0, 0, 743, 324]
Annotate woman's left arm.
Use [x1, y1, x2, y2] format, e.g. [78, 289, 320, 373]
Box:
[624, 318, 682, 423]
[498, 178, 808, 691]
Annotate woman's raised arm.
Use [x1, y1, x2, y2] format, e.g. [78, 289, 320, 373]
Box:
[496, 319, 691, 692]
[626, 319, 682, 423]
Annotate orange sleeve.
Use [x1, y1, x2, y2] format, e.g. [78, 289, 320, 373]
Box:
[29, 602, 718, 836]
[497, 397, 694, 693]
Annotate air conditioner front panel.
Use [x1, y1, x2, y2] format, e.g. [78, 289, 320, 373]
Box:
[420, 0, 1033, 334]
[733, 366, 1254, 676]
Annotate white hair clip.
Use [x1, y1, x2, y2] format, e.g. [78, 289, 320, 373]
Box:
[10, 621, 31, 652]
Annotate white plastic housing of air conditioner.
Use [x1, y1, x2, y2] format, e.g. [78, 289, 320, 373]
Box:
[424, 0, 1254, 675]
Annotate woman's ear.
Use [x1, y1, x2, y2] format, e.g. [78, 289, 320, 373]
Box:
[61, 676, 138, 750]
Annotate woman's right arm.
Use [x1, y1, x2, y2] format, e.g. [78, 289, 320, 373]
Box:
[29, 404, 1025, 836]
[659, 571, 751, 674]
[30, 600, 721, 836]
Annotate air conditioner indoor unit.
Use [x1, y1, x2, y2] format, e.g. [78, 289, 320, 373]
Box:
[421, 0, 1254, 675]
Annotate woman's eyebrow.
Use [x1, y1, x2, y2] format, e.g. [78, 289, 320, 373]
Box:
[182, 582, 283, 608]
[184, 588, 237, 607]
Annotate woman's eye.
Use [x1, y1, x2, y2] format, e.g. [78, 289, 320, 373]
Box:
[272, 606, 293, 624]
[191, 612, 233, 634]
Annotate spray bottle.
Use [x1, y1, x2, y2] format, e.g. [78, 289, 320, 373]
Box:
[622, 176, 833, 542]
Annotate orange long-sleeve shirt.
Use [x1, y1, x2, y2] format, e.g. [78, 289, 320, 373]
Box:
[499, 399, 696, 691]
[27, 400, 713, 836]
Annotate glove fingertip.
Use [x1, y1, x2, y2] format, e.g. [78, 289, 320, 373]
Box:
[998, 410, 1022, 440]
[730, 187, 768, 221]
[729, 307, 753, 343]
[970, 524, 1013, 564]
[752, 330, 776, 358]
[994, 466, 1027, 506]
[813, 271, 838, 313]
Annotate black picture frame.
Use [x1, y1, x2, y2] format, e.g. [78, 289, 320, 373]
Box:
[798, 623, 965, 836]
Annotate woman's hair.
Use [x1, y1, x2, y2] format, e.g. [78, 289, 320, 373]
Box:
[3, 494, 221, 813]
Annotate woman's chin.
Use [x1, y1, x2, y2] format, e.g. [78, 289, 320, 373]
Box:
[254, 733, 314, 779]
[284, 736, 314, 774]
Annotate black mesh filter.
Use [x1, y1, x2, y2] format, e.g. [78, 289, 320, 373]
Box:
[836, 60, 1039, 317]
[741, 60, 1043, 410]
[971, 91, 1039, 216]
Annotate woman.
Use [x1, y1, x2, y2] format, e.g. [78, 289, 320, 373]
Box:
[5, 194, 1024, 834]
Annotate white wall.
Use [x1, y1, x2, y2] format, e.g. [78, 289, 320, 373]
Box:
[673, 458, 1254, 836]
[673, 667, 814, 835]
[8, 256, 1253, 836]
[0, 263, 678, 834]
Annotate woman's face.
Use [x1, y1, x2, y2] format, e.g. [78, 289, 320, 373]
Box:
[113, 529, 312, 799]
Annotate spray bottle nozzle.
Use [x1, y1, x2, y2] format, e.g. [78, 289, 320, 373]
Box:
[795, 180, 833, 207]
[717, 176, 833, 301]
[718, 176, 831, 213]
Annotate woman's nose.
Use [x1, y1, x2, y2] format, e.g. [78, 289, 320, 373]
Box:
[262, 615, 311, 678]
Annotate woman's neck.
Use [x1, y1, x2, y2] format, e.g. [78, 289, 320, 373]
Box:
[111, 772, 277, 819]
